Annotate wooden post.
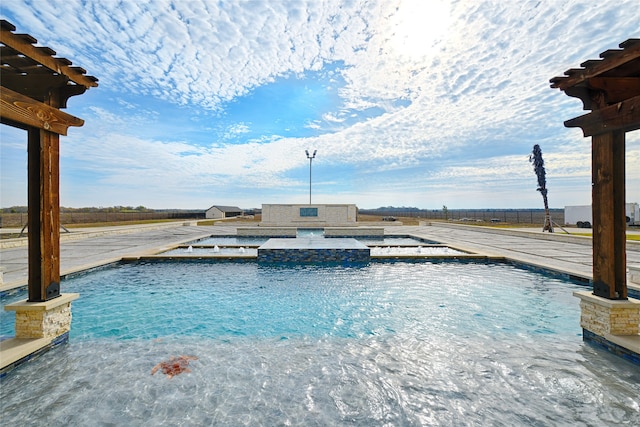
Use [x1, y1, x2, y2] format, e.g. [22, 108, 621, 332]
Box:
[591, 130, 627, 299]
[27, 126, 61, 302]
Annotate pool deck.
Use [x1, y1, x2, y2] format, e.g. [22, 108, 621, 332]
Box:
[1, 221, 640, 370]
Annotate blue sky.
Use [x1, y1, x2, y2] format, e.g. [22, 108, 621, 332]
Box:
[1, 0, 639, 210]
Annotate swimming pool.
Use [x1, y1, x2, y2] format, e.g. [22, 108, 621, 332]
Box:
[1, 260, 639, 425]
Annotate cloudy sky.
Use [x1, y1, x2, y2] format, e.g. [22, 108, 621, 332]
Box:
[1, 0, 638, 210]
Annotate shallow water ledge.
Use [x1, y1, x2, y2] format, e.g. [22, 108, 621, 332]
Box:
[0, 333, 70, 377]
[583, 330, 640, 365]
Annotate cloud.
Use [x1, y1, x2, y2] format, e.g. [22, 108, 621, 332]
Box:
[222, 123, 251, 140]
[2, 0, 639, 208]
[322, 112, 346, 123]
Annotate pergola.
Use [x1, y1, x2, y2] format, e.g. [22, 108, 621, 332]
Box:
[1, 20, 98, 302]
[551, 39, 640, 300]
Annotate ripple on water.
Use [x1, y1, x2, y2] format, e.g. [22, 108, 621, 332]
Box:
[2, 334, 639, 426]
[1, 261, 639, 425]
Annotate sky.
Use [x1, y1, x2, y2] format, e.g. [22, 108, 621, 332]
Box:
[1, 0, 639, 210]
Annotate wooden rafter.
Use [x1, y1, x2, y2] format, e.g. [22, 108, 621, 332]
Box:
[0, 20, 98, 90]
[550, 39, 640, 91]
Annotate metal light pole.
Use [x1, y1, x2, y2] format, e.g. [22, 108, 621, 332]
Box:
[305, 149, 317, 204]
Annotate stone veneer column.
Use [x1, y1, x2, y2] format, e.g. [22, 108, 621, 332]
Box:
[5, 293, 79, 339]
[573, 291, 640, 336]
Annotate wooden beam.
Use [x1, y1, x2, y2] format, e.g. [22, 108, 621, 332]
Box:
[27, 127, 61, 302]
[588, 77, 640, 104]
[612, 132, 627, 300]
[0, 86, 84, 135]
[564, 94, 640, 136]
[564, 86, 598, 111]
[0, 24, 98, 89]
[0, 74, 71, 102]
[591, 131, 627, 299]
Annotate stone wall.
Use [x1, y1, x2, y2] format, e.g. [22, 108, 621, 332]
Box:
[324, 227, 384, 237]
[15, 303, 72, 339]
[5, 293, 79, 339]
[574, 291, 640, 336]
[237, 227, 297, 237]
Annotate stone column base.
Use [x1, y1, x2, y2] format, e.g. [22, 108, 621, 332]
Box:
[4, 293, 79, 339]
[573, 291, 640, 336]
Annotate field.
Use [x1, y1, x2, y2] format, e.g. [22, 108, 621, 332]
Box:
[2, 212, 638, 241]
[0, 211, 201, 228]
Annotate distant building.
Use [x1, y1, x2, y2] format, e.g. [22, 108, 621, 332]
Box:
[565, 203, 639, 226]
[205, 205, 243, 219]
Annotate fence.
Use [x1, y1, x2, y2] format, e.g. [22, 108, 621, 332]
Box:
[2, 209, 566, 227]
[360, 209, 565, 225]
[0, 211, 204, 228]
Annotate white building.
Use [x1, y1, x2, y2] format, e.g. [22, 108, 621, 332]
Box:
[205, 205, 243, 219]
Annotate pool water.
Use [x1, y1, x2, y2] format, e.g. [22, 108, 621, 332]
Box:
[353, 236, 439, 245]
[163, 246, 259, 256]
[191, 236, 270, 246]
[186, 235, 437, 247]
[297, 228, 324, 237]
[369, 246, 466, 255]
[1, 261, 639, 425]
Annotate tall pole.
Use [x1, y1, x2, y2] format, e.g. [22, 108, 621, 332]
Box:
[305, 149, 317, 204]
